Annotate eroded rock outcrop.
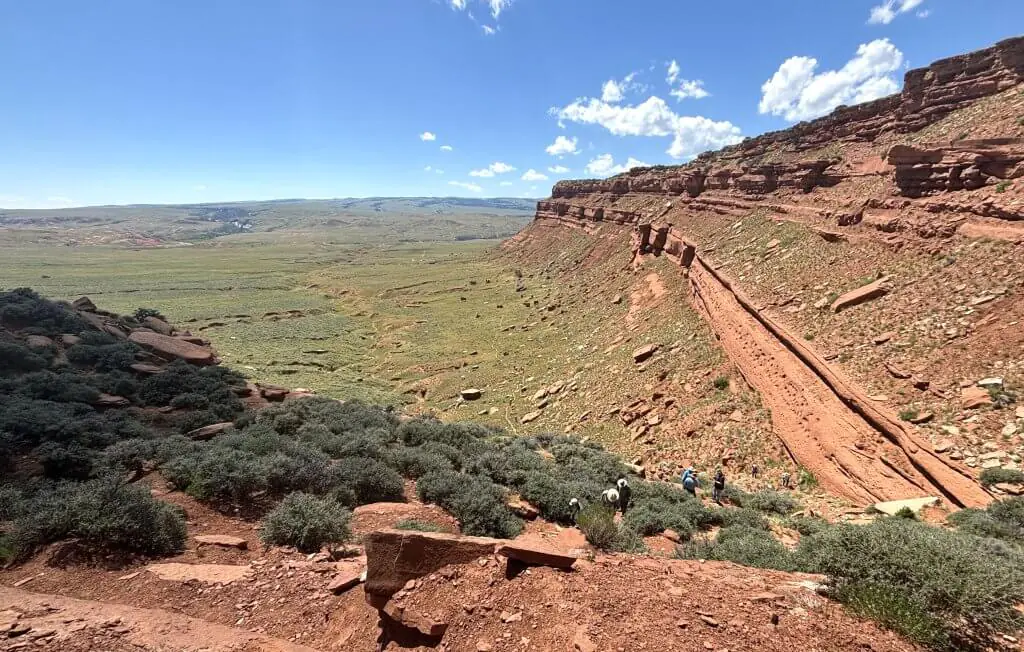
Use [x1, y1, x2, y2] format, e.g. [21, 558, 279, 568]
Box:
[887, 139, 1024, 199]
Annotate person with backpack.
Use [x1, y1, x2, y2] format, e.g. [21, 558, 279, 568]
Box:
[681, 467, 699, 496]
[600, 487, 620, 512]
[712, 468, 726, 504]
[616, 477, 632, 514]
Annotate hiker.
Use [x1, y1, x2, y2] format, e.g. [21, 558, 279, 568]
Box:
[616, 477, 632, 514]
[601, 487, 620, 512]
[712, 468, 726, 504]
[780, 471, 792, 490]
[751, 463, 759, 479]
[569, 497, 581, 523]
[681, 467, 699, 496]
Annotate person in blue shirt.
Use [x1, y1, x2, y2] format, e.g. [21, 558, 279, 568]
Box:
[681, 467, 699, 496]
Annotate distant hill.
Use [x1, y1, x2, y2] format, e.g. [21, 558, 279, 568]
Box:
[0, 197, 538, 246]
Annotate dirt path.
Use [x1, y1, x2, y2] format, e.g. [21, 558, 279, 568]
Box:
[688, 256, 990, 507]
[0, 586, 321, 652]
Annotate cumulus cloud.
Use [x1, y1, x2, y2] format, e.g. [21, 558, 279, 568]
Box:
[440, 145, 454, 151]
[666, 60, 681, 86]
[670, 80, 709, 101]
[499, 181, 514, 186]
[665, 61, 709, 101]
[521, 169, 548, 182]
[548, 165, 570, 174]
[450, 0, 466, 8]
[482, 25, 496, 35]
[545, 135, 580, 157]
[552, 94, 742, 159]
[420, 131, 437, 141]
[469, 161, 516, 177]
[449, 180, 483, 193]
[868, 0, 924, 24]
[424, 166, 433, 172]
[601, 79, 624, 103]
[916, 9, 930, 18]
[758, 39, 903, 122]
[584, 154, 649, 177]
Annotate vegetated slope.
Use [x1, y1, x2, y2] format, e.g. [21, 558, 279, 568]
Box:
[511, 36, 1024, 508]
[0, 197, 535, 246]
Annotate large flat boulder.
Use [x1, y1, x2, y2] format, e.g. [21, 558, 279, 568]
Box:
[830, 277, 891, 313]
[186, 422, 235, 441]
[128, 331, 216, 365]
[497, 542, 578, 569]
[363, 530, 500, 606]
[142, 316, 174, 336]
[872, 496, 940, 516]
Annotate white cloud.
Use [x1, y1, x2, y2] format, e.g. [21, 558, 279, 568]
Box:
[601, 79, 624, 103]
[666, 60, 681, 86]
[670, 79, 709, 101]
[424, 166, 433, 172]
[440, 145, 453, 152]
[521, 169, 548, 182]
[759, 39, 903, 122]
[584, 154, 649, 177]
[916, 9, 930, 18]
[482, 25, 496, 35]
[469, 161, 516, 177]
[449, 180, 483, 193]
[420, 131, 437, 141]
[868, 0, 925, 24]
[450, 0, 466, 8]
[545, 135, 580, 157]
[548, 165, 570, 174]
[500, 181, 514, 187]
[435, 169, 445, 175]
[552, 95, 742, 159]
[488, 0, 512, 19]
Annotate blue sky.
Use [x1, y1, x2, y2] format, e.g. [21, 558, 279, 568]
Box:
[1, 1, 1021, 207]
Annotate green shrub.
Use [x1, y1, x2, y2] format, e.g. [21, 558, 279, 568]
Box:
[678, 525, 794, 571]
[417, 471, 522, 539]
[796, 518, 1024, 649]
[0, 342, 49, 375]
[389, 447, 454, 479]
[133, 308, 166, 322]
[576, 502, 618, 549]
[394, 519, 447, 533]
[0, 289, 88, 336]
[784, 515, 831, 536]
[893, 506, 917, 520]
[66, 341, 138, 372]
[612, 525, 647, 553]
[35, 442, 94, 480]
[834, 582, 946, 648]
[163, 448, 268, 503]
[8, 371, 101, 404]
[995, 180, 1011, 193]
[987, 496, 1024, 534]
[7, 478, 185, 561]
[979, 467, 1024, 488]
[719, 507, 769, 530]
[712, 376, 729, 390]
[742, 489, 798, 515]
[331, 457, 405, 505]
[259, 492, 351, 553]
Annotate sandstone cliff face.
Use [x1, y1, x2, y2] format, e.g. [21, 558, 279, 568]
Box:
[544, 37, 1024, 241]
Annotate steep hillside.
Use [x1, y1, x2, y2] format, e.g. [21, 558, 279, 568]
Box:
[512, 36, 1024, 508]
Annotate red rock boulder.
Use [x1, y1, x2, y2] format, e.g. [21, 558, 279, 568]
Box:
[128, 331, 216, 365]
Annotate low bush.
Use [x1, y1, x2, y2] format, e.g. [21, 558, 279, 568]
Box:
[783, 515, 831, 536]
[6, 478, 186, 561]
[35, 442, 94, 480]
[331, 457, 405, 505]
[719, 507, 769, 530]
[979, 467, 1024, 488]
[0, 341, 49, 375]
[677, 525, 794, 571]
[417, 471, 522, 539]
[66, 341, 139, 372]
[259, 492, 351, 553]
[0, 289, 88, 336]
[394, 519, 448, 533]
[576, 502, 618, 549]
[388, 447, 453, 479]
[797, 517, 1024, 650]
[742, 489, 799, 515]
